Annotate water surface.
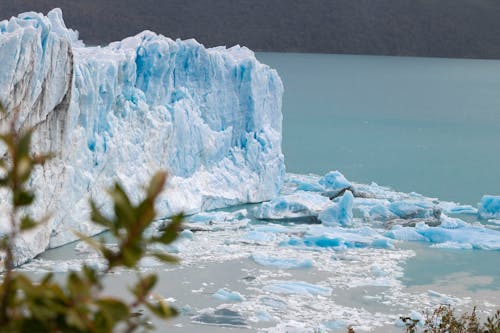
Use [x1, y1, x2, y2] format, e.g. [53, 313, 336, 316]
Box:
[257, 52, 500, 205]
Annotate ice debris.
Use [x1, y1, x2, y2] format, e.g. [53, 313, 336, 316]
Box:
[478, 195, 500, 219]
[286, 225, 395, 250]
[212, 288, 246, 302]
[251, 253, 313, 269]
[263, 281, 332, 296]
[192, 308, 247, 327]
[386, 216, 500, 250]
[318, 191, 354, 226]
[319, 170, 352, 197]
[253, 191, 331, 220]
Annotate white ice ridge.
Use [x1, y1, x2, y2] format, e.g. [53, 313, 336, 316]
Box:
[0, 9, 284, 265]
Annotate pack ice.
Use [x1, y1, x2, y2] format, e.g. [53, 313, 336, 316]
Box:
[0, 9, 284, 265]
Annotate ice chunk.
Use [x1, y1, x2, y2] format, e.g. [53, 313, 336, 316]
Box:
[263, 281, 332, 296]
[478, 195, 500, 219]
[438, 201, 478, 215]
[192, 308, 247, 327]
[285, 225, 395, 250]
[187, 209, 247, 224]
[285, 173, 324, 192]
[251, 253, 313, 269]
[253, 191, 331, 220]
[212, 288, 246, 302]
[386, 218, 500, 250]
[388, 201, 440, 219]
[0, 9, 284, 264]
[319, 171, 352, 197]
[368, 204, 398, 221]
[318, 191, 354, 226]
[242, 231, 277, 244]
[385, 226, 428, 242]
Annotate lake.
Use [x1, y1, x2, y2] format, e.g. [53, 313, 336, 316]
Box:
[258, 52, 500, 205]
[26, 52, 500, 332]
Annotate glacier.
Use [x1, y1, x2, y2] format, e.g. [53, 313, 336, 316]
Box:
[0, 9, 283, 265]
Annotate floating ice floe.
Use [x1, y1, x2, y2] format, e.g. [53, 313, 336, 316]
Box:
[251, 253, 313, 269]
[319, 170, 352, 197]
[253, 191, 331, 220]
[386, 215, 500, 250]
[478, 195, 500, 219]
[285, 225, 395, 250]
[263, 281, 332, 296]
[212, 288, 246, 302]
[184, 209, 250, 231]
[388, 200, 440, 220]
[192, 308, 248, 327]
[318, 190, 354, 226]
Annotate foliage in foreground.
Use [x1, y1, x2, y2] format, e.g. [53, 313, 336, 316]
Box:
[401, 305, 500, 333]
[348, 305, 500, 333]
[0, 103, 183, 332]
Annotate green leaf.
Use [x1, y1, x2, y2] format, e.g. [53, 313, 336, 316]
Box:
[138, 274, 158, 294]
[96, 298, 129, 323]
[17, 156, 32, 182]
[154, 213, 183, 245]
[40, 272, 54, 285]
[20, 215, 38, 231]
[147, 171, 167, 199]
[13, 190, 35, 207]
[17, 129, 33, 158]
[145, 297, 178, 319]
[108, 183, 134, 227]
[151, 252, 178, 264]
[67, 272, 88, 299]
[89, 200, 113, 230]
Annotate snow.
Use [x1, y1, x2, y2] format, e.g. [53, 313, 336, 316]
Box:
[318, 190, 354, 226]
[0, 9, 283, 264]
[478, 195, 500, 219]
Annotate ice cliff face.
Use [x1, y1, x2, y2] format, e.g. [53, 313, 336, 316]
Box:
[0, 9, 284, 264]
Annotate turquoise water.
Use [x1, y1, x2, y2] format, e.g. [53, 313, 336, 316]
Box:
[257, 53, 500, 205]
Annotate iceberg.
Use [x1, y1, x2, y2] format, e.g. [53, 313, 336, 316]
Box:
[478, 195, 500, 219]
[318, 170, 352, 197]
[212, 288, 246, 302]
[0, 9, 284, 264]
[318, 190, 354, 226]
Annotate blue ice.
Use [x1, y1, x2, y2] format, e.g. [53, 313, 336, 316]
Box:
[251, 253, 313, 269]
[478, 195, 500, 219]
[212, 288, 246, 302]
[263, 281, 332, 296]
[318, 191, 354, 226]
[319, 170, 352, 197]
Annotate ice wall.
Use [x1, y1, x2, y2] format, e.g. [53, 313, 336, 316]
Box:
[0, 9, 284, 265]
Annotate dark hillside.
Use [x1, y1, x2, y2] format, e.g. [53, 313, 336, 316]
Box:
[2, 0, 500, 59]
